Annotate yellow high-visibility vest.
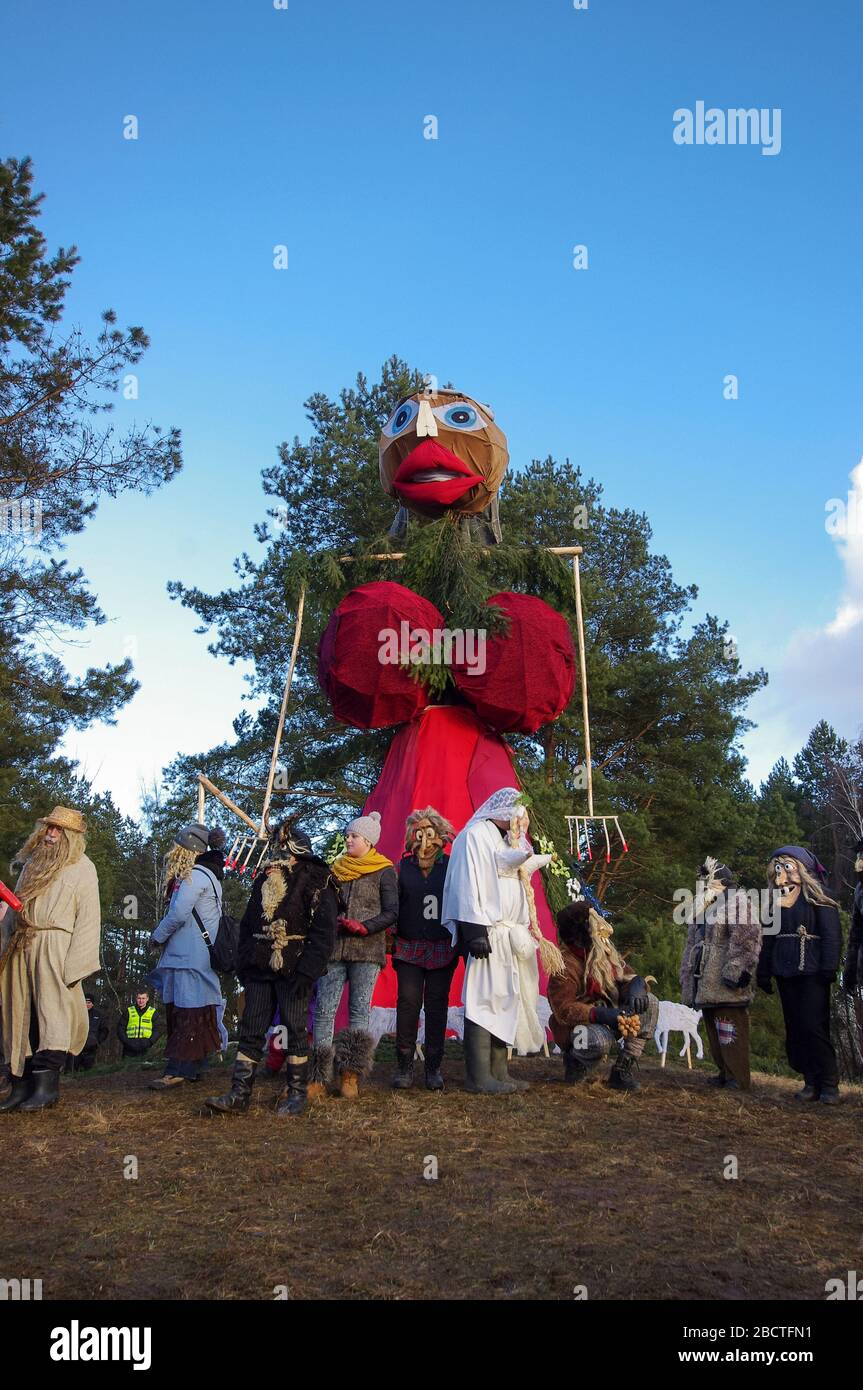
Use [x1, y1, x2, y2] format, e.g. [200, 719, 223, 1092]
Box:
[126, 1005, 155, 1040]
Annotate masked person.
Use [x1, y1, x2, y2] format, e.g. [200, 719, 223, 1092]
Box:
[757, 846, 842, 1104]
[441, 787, 557, 1094]
[0, 806, 101, 1113]
[207, 823, 337, 1117]
[679, 858, 761, 1091]
[146, 824, 228, 1091]
[391, 807, 456, 1091]
[548, 899, 657, 1091]
[842, 837, 863, 1000]
[313, 812, 397, 1099]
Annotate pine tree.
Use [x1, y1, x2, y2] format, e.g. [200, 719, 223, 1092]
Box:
[0, 156, 182, 845]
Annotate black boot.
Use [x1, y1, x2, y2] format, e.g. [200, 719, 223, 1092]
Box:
[608, 1051, 641, 1092]
[794, 1083, 819, 1102]
[424, 1057, 445, 1091]
[706, 1072, 726, 1087]
[205, 1058, 258, 1113]
[18, 1069, 60, 1111]
[0, 1075, 33, 1112]
[490, 1034, 529, 1091]
[819, 1085, 841, 1105]
[463, 1020, 516, 1094]
[563, 1047, 590, 1085]
[276, 1060, 308, 1117]
[391, 1046, 415, 1089]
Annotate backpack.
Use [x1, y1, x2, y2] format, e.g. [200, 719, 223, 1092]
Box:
[191, 866, 239, 974]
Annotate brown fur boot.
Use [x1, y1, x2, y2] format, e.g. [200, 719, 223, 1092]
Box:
[333, 1028, 376, 1100]
[307, 1043, 334, 1101]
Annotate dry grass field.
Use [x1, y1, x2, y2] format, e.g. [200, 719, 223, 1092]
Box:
[1, 1049, 860, 1302]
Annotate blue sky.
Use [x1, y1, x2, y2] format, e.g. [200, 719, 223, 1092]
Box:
[4, 0, 862, 817]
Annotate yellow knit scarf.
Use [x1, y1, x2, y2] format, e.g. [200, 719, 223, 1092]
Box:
[331, 849, 393, 882]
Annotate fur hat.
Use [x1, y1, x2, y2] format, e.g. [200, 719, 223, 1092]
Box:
[345, 811, 382, 846]
[176, 823, 210, 854]
[207, 827, 226, 851]
[38, 806, 86, 835]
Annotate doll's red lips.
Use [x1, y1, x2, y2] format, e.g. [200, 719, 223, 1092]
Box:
[393, 439, 482, 504]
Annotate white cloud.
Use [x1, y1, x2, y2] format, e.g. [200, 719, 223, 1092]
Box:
[743, 454, 863, 784]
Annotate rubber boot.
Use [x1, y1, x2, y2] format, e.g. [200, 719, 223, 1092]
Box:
[819, 1085, 841, 1105]
[276, 1060, 308, 1117]
[794, 1083, 819, 1102]
[205, 1058, 258, 1113]
[490, 1035, 529, 1091]
[391, 1047, 415, 1090]
[18, 1069, 60, 1111]
[705, 1072, 726, 1087]
[463, 1020, 516, 1094]
[608, 1051, 641, 1092]
[0, 1075, 33, 1112]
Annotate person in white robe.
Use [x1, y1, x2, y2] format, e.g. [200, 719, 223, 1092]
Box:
[441, 787, 551, 1093]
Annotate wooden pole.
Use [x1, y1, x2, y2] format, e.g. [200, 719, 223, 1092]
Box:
[572, 554, 594, 817]
[197, 779, 206, 824]
[339, 545, 583, 563]
[196, 773, 261, 836]
[259, 585, 306, 836]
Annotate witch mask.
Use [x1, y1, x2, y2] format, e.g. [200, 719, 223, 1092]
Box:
[770, 855, 803, 907]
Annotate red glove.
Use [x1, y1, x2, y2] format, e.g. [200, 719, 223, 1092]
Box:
[339, 916, 369, 937]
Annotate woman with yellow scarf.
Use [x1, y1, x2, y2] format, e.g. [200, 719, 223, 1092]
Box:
[311, 812, 397, 1099]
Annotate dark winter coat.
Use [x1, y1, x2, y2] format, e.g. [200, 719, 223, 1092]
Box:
[237, 855, 338, 985]
[330, 866, 398, 966]
[680, 889, 761, 1009]
[757, 896, 842, 982]
[843, 883, 863, 990]
[84, 1008, 109, 1053]
[395, 856, 450, 941]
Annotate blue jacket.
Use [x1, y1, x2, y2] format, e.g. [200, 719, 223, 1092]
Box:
[150, 861, 222, 995]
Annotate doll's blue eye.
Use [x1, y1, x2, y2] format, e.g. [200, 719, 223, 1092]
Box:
[443, 404, 478, 428]
[385, 400, 419, 436]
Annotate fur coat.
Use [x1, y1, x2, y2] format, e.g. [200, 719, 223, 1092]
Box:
[237, 854, 338, 984]
[547, 940, 638, 1049]
[680, 889, 761, 1008]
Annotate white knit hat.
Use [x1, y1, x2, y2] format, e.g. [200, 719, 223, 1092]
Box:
[346, 811, 382, 846]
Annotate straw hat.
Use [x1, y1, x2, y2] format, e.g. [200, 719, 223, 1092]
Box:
[38, 806, 87, 834]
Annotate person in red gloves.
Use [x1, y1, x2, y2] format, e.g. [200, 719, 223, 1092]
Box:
[312, 812, 397, 1099]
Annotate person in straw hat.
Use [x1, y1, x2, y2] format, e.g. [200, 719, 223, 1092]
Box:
[0, 806, 102, 1112]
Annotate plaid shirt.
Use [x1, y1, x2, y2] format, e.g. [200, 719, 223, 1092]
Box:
[392, 936, 456, 971]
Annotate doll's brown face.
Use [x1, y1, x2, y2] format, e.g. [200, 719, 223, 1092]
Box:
[412, 818, 443, 866]
[772, 857, 802, 907]
[379, 390, 508, 519]
[855, 852, 863, 875]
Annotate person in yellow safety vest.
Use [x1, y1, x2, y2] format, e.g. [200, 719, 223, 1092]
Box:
[117, 989, 160, 1060]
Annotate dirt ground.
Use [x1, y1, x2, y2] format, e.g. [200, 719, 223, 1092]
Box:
[1, 1049, 860, 1302]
